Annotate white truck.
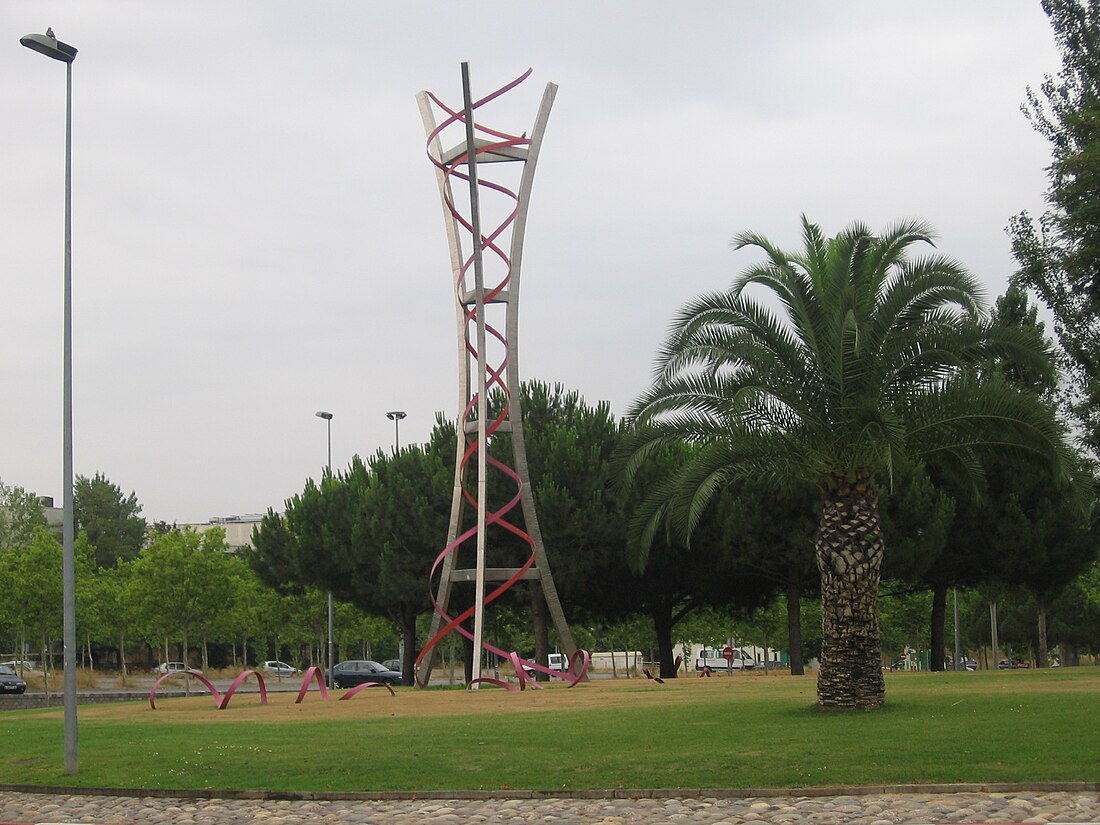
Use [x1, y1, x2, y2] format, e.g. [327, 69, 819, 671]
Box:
[694, 647, 755, 671]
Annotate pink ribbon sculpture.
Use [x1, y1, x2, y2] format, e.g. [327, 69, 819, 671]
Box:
[149, 668, 268, 711]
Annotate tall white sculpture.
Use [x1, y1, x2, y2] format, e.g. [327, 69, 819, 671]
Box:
[415, 65, 582, 688]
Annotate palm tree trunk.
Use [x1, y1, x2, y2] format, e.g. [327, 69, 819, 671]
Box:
[815, 475, 885, 709]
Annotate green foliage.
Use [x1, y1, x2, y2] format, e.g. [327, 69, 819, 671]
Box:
[1011, 0, 1100, 451]
[74, 472, 147, 569]
[127, 528, 231, 664]
[625, 216, 1070, 702]
[3, 528, 63, 659]
[626, 216, 1066, 551]
[250, 438, 454, 681]
[0, 478, 48, 552]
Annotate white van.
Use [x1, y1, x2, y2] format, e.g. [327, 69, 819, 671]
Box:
[694, 648, 755, 671]
[548, 652, 568, 672]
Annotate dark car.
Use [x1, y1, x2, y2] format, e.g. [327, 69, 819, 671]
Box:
[330, 660, 402, 688]
[381, 659, 402, 673]
[0, 664, 27, 695]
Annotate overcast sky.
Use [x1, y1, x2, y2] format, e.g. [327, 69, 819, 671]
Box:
[1, 2, 1062, 524]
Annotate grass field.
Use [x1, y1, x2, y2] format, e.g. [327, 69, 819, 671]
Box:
[1, 668, 1098, 792]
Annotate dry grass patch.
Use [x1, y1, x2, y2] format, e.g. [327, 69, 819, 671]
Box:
[73, 670, 807, 725]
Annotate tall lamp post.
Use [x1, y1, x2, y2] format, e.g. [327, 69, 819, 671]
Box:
[315, 411, 335, 687]
[385, 410, 407, 668]
[386, 410, 406, 452]
[21, 27, 79, 776]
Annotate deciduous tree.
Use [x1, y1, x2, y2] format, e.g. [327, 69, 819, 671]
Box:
[74, 473, 146, 569]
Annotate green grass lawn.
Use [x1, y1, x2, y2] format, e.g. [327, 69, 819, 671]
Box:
[1, 668, 1097, 792]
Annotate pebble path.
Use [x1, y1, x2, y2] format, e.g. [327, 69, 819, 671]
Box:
[2, 789, 1100, 824]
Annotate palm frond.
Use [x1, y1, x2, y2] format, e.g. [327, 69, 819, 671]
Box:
[625, 215, 1071, 561]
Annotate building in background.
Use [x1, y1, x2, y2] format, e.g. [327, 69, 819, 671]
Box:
[174, 514, 263, 553]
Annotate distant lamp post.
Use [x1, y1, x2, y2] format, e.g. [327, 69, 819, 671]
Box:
[314, 410, 334, 687]
[386, 410, 407, 452]
[21, 26, 79, 777]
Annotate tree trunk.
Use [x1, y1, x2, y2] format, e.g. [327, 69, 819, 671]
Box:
[786, 567, 805, 675]
[448, 632, 457, 685]
[530, 583, 549, 682]
[42, 635, 51, 699]
[401, 609, 418, 686]
[929, 580, 947, 672]
[1062, 642, 1079, 667]
[182, 628, 191, 696]
[1037, 599, 1049, 668]
[989, 600, 1000, 667]
[815, 475, 885, 709]
[652, 599, 678, 679]
[119, 632, 128, 680]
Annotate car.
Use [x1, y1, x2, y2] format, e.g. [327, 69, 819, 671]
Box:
[0, 664, 28, 695]
[262, 660, 299, 676]
[329, 660, 402, 688]
[155, 661, 200, 675]
[381, 659, 402, 673]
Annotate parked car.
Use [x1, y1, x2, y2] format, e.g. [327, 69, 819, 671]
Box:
[381, 659, 402, 673]
[999, 658, 1031, 669]
[0, 664, 27, 695]
[155, 662, 200, 675]
[329, 660, 402, 688]
[262, 660, 299, 676]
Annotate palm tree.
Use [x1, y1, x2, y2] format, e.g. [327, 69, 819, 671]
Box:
[624, 216, 1068, 709]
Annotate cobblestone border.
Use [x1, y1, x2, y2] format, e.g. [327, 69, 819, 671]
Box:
[2, 781, 1098, 802]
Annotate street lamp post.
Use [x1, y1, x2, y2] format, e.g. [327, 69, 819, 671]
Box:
[386, 410, 406, 452]
[315, 411, 334, 688]
[21, 27, 79, 777]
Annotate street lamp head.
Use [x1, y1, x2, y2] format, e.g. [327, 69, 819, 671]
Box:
[386, 410, 407, 422]
[315, 410, 333, 421]
[20, 31, 77, 63]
